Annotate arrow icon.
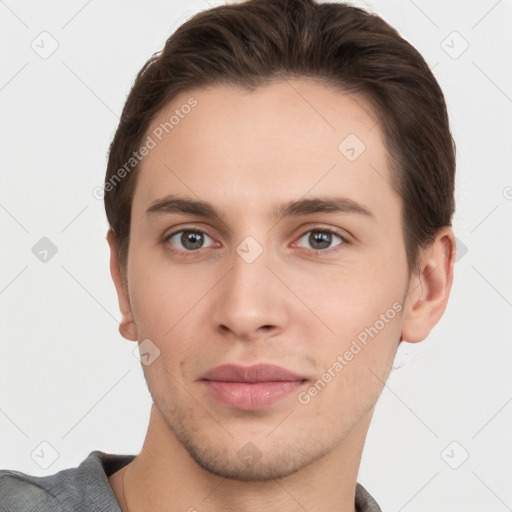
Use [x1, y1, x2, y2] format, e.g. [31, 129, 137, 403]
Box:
[38, 249, 48, 260]
[239, 243, 249, 253]
[345, 147, 355, 157]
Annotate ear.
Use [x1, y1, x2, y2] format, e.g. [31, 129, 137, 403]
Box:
[401, 227, 456, 343]
[106, 228, 138, 342]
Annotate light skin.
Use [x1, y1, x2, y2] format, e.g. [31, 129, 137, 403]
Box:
[106, 78, 455, 512]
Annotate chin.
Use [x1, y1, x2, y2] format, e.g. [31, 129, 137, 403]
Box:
[184, 440, 321, 482]
[165, 414, 333, 482]
[149, 384, 365, 482]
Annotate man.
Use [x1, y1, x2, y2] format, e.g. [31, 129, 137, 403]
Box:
[0, 0, 456, 510]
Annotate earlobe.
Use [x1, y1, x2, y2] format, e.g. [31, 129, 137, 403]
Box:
[106, 229, 138, 342]
[401, 227, 456, 343]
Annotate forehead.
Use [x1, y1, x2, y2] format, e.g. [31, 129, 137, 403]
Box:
[132, 78, 397, 222]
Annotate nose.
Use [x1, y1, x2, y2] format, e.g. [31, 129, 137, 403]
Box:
[211, 242, 289, 341]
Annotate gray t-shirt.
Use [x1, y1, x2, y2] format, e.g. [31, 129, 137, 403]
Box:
[0, 451, 382, 511]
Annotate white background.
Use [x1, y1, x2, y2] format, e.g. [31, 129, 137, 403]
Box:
[1, 1, 511, 510]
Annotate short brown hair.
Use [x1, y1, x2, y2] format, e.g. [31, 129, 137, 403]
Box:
[104, 0, 455, 279]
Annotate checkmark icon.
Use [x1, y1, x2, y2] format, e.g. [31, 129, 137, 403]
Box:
[444, 449, 455, 458]
[441, 441, 469, 469]
[32, 237, 58, 263]
[31, 441, 59, 469]
[338, 133, 365, 161]
[440, 31, 468, 59]
[236, 236, 263, 263]
[31, 31, 59, 59]
[133, 339, 161, 366]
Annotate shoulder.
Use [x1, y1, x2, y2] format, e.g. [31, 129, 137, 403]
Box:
[0, 450, 134, 512]
[0, 467, 69, 512]
[355, 482, 382, 512]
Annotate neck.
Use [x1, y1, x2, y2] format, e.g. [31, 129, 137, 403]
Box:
[112, 404, 372, 512]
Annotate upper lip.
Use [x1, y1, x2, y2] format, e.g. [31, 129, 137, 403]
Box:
[200, 364, 307, 383]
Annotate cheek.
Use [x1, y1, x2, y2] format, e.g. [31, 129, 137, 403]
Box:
[128, 266, 216, 386]
[289, 253, 406, 393]
[128, 257, 209, 340]
[292, 257, 406, 336]
[297, 307, 402, 420]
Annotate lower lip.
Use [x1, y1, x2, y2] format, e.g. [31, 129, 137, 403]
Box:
[201, 380, 306, 410]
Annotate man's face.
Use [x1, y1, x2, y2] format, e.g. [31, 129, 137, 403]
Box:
[123, 79, 410, 480]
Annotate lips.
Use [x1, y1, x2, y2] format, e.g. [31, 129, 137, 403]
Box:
[200, 364, 308, 410]
[201, 364, 306, 383]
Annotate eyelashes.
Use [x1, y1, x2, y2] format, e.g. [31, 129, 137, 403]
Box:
[166, 230, 217, 253]
[163, 225, 349, 258]
[295, 228, 345, 253]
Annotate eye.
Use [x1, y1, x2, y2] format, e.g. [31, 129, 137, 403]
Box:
[166, 229, 216, 252]
[164, 226, 347, 256]
[296, 228, 346, 252]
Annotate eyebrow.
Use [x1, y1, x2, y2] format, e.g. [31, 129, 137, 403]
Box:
[145, 194, 374, 221]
